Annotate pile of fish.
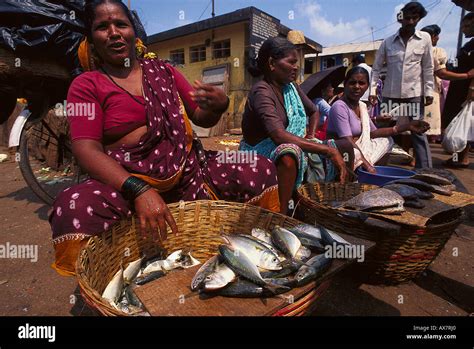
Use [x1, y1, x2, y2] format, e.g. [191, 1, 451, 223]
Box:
[101, 249, 200, 314]
[190, 224, 351, 298]
[335, 171, 456, 214]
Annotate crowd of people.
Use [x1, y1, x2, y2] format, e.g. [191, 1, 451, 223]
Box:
[48, 0, 473, 276]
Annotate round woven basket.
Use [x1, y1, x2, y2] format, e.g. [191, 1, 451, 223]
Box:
[295, 183, 463, 284]
[76, 200, 330, 316]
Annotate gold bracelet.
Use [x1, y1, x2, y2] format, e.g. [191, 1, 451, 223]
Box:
[392, 125, 399, 134]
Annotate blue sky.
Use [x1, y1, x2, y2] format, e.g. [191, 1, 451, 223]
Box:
[130, 0, 465, 59]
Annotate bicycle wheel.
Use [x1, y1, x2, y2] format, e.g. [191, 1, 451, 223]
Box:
[18, 108, 87, 206]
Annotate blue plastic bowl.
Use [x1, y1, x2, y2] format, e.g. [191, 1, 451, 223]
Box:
[356, 166, 416, 186]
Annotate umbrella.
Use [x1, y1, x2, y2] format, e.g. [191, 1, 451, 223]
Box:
[300, 65, 347, 100]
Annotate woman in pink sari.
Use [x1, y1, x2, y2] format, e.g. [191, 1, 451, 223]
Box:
[49, 0, 279, 276]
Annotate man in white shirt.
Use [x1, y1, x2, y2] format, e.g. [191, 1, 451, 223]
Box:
[370, 1, 435, 168]
[352, 54, 372, 103]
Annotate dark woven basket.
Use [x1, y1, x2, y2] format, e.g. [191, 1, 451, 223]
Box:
[295, 183, 463, 284]
[76, 200, 331, 316]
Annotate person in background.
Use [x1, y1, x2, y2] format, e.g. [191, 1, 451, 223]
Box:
[327, 67, 429, 173]
[420, 24, 474, 144]
[241, 37, 349, 215]
[442, 12, 474, 168]
[352, 54, 372, 106]
[370, 1, 435, 169]
[311, 81, 334, 140]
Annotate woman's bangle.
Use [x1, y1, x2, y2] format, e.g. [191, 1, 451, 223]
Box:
[392, 125, 399, 135]
[121, 176, 152, 201]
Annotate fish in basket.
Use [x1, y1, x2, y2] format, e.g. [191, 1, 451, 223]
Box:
[76, 200, 375, 316]
[295, 170, 473, 284]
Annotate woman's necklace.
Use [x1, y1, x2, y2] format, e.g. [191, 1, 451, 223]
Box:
[343, 96, 360, 115]
[101, 67, 146, 106]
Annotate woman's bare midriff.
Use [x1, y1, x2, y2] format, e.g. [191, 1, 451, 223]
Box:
[103, 125, 148, 151]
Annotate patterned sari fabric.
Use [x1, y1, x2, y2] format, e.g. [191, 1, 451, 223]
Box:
[240, 83, 338, 189]
[49, 58, 279, 276]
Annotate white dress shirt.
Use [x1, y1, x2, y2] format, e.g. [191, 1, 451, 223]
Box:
[371, 30, 435, 99]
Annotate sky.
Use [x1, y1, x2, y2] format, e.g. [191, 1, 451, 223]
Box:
[130, 0, 467, 60]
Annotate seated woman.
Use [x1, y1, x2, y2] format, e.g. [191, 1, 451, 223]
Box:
[240, 37, 349, 215]
[326, 67, 430, 173]
[49, 0, 280, 276]
[311, 81, 334, 140]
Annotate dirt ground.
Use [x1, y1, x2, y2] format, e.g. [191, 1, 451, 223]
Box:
[0, 139, 472, 316]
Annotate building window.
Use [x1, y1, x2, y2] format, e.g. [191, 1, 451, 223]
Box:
[322, 57, 336, 70]
[190, 45, 206, 63]
[212, 40, 231, 59]
[170, 49, 185, 65]
[304, 58, 314, 74]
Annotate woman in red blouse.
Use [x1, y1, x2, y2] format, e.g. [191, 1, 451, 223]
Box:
[49, 0, 280, 276]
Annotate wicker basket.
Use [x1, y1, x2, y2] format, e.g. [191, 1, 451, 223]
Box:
[76, 200, 331, 316]
[295, 183, 463, 284]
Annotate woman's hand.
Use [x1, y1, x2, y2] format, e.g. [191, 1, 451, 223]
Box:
[467, 68, 474, 79]
[134, 189, 178, 242]
[375, 113, 393, 123]
[362, 160, 376, 174]
[191, 81, 229, 113]
[327, 148, 347, 184]
[406, 120, 430, 134]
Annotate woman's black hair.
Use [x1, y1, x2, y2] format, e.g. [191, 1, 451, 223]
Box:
[248, 37, 296, 77]
[399, 1, 428, 20]
[421, 24, 441, 36]
[84, 0, 137, 42]
[344, 66, 370, 85]
[463, 12, 474, 22]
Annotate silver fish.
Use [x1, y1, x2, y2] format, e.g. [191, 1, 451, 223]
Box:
[124, 284, 143, 308]
[412, 173, 452, 186]
[291, 224, 351, 246]
[295, 245, 311, 261]
[270, 226, 301, 259]
[102, 267, 124, 305]
[218, 245, 284, 294]
[222, 234, 281, 271]
[251, 228, 273, 245]
[215, 279, 265, 298]
[238, 234, 280, 256]
[191, 255, 220, 291]
[177, 251, 201, 268]
[343, 188, 405, 213]
[123, 257, 143, 284]
[295, 254, 332, 286]
[288, 228, 325, 251]
[389, 179, 453, 196]
[383, 184, 422, 201]
[134, 270, 166, 285]
[203, 261, 237, 291]
[260, 265, 297, 279]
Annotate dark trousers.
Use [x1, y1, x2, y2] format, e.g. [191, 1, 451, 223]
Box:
[382, 97, 432, 168]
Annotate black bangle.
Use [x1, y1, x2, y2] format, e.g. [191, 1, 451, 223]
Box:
[121, 176, 152, 201]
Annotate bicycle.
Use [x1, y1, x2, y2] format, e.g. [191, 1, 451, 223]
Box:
[2, 47, 87, 206]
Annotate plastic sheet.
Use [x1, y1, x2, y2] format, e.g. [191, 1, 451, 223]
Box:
[0, 0, 147, 77]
